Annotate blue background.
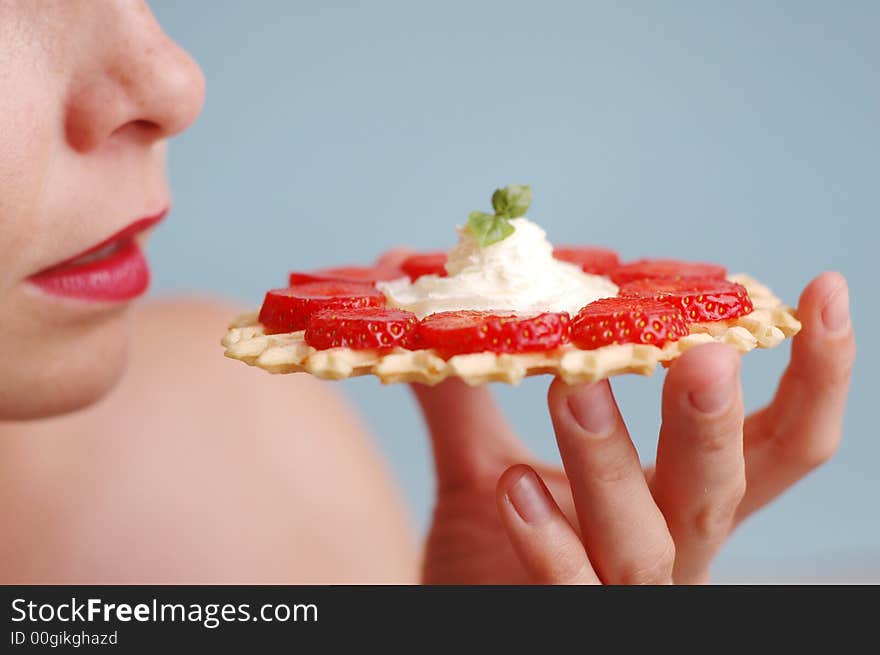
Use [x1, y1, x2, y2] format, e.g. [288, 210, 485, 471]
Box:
[149, 0, 878, 581]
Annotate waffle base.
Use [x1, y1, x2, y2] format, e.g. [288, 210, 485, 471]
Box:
[221, 274, 801, 386]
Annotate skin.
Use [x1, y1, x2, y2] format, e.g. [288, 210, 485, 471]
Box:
[0, 1, 854, 584]
[0, 0, 415, 583]
[0, 0, 203, 419]
[0, 300, 416, 583]
[412, 273, 854, 584]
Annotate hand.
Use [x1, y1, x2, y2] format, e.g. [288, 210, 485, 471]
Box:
[412, 272, 854, 584]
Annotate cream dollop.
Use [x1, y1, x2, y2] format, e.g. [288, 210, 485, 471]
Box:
[377, 218, 618, 318]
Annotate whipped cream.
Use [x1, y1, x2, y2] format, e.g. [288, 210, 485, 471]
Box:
[377, 218, 618, 318]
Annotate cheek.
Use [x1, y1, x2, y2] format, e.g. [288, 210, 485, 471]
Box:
[0, 76, 58, 294]
[0, 308, 132, 420]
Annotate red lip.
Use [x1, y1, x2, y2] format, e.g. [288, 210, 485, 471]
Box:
[28, 210, 168, 303]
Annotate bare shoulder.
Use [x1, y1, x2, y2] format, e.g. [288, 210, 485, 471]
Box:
[129, 297, 347, 411]
[5, 298, 418, 583]
[130, 294, 418, 541]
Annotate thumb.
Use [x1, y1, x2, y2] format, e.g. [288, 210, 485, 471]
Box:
[410, 379, 530, 492]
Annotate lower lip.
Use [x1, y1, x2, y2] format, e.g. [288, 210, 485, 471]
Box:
[28, 239, 151, 303]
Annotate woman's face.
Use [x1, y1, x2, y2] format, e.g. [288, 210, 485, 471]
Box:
[0, 1, 204, 419]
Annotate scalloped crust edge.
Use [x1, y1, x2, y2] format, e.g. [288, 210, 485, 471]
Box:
[221, 274, 801, 386]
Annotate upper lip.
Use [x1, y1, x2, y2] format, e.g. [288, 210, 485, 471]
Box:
[30, 209, 169, 277]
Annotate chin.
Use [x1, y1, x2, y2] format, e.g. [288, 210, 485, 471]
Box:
[0, 307, 132, 420]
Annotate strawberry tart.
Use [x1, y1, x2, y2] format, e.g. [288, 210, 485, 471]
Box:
[222, 185, 800, 385]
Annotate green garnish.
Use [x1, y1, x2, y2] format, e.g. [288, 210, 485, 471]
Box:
[467, 211, 515, 247]
[467, 184, 532, 247]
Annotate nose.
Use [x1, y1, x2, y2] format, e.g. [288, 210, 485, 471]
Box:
[64, 7, 206, 153]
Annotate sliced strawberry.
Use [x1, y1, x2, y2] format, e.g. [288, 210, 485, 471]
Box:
[400, 252, 448, 281]
[553, 246, 620, 275]
[609, 259, 726, 285]
[571, 297, 688, 349]
[289, 265, 404, 287]
[417, 310, 571, 358]
[258, 282, 385, 334]
[620, 278, 753, 322]
[305, 308, 418, 350]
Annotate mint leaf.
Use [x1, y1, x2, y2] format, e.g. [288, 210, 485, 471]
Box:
[491, 184, 532, 218]
[467, 211, 516, 247]
[467, 184, 532, 248]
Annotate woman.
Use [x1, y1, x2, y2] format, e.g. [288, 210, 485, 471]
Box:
[0, 1, 855, 584]
[0, 0, 414, 584]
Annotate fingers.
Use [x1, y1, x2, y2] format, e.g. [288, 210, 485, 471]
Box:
[651, 343, 746, 584]
[738, 272, 855, 520]
[411, 379, 529, 492]
[496, 465, 599, 584]
[547, 379, 675, 584]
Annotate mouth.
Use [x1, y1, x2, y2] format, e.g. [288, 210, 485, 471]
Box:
[28, 209, 168, 303]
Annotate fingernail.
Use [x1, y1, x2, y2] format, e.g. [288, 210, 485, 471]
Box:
[688, 368, 736, 414]
[565, 381, 616, 436]
[507, 469, 551, 525]
[821, 283, 850, 333]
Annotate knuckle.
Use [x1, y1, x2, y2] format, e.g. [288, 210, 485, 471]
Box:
[693, 481, 745, 541]
[695, 395, 745, 451]
[822, 344, 855, 388]
[589, 446, 638, 485]
[694, 416, 743, 454]
[772, 429, 842, 472]
[793, 336, 855, 393]
[545, 554, 592, 585]
[796, 435, 841, 470]
[618, 537, 676, 585]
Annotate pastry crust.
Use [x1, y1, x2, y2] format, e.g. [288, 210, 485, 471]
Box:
[221, 274, 801, 386]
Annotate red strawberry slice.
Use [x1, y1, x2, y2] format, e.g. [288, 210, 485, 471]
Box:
[400, 252, 448, 281]
[258, 282, 385, 334]
[305, 308, 418, 350]
[553, 246, 620, 275]
[289, 265, 404, 287]
[620, 278, 753, 322]
[417, 311, 571, 358]
[571, 297, 688, 349]
[609, 259, 726, 285]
